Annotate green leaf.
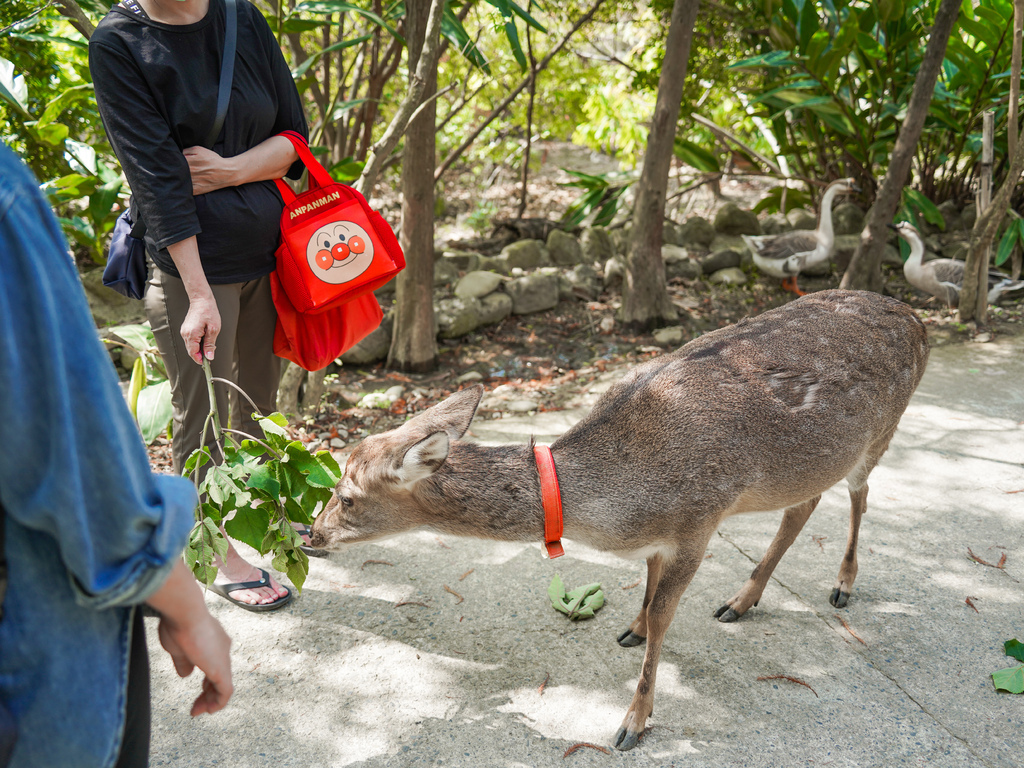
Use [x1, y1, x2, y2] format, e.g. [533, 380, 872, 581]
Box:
[291, 34, 371, 78]
[903, 188, 945, 230]
[292, 1, 399, 39]
[995, 220, 1019, 267]
[284, 442, 337, 487]
[286, 550, 308, 593]
[246, 461, 282, 498]
[548, 573, 568, 613]
[992, 665, 1024, 694]
[89, 178, 123, 227]
[224, 505, 274, 553]
[673, 138, 721, 173]
[1006, 639, 1024, 663]
[315, 450, 342, 483]
[106, 324, 157, 354]
[730, 51, 799, 69]
[32, 121, 69, 147]
[488, 0, 527, 71]
[442, 6, 490, 74]
[0, 56, 30, 116]
[136, 380, 173, 444]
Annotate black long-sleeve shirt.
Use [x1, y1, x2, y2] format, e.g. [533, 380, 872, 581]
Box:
[89, 0, 308, 283]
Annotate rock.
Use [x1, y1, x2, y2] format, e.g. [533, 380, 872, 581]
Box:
[443, 251, 483, 271]
[455, 270, 504, 300]
[504, 273, 560, 315]
[760, 213, 792, 235]
[610, 226, 631, 255]
[961, 202, 977, 230]
[434, 258, 460, 287]
[832, 234, 861, 273]
[713, 203, 761, 236]
[677, 215, 716, 247]
[580, 226, 615, 265]
[564, 262, 602, 300]
[700, 249, 743, 275]
[663, 221, 685, 247]
[653, 326, 685, 346]
[709, 234, 752, 260]
[455, 370, 484, 384]
[832, 202, 865, 236]
[937, 200, 963, 232]
[478, 291, 513, 325]
[603, 256, 624, 289]
[663, 245, 702, 280]
[599, 316, 615, 333]
[383, 385, 405, 402]
[943, 240, 969, 261]
[477, 254, 511, 274]
[708, 267, 748, 285]
[546, 229, 583, 266]
[436, 296, 484, 339]
[329, 438, 346, 449]
[339, 315, 392, 364]
[81, 267, 147, 328]
[882, 243, 902, 267]
[506, 399, 538, 413]
[501, 239, 548, 269]
[787, 208, 817, 230]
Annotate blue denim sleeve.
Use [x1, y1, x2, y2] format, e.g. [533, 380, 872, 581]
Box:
[0, 146, 198, 609]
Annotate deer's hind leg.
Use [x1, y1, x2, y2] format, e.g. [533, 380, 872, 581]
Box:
[715, 495, 821, 622]
[617, 554, 664, 648]
[831, 434, 893, 608]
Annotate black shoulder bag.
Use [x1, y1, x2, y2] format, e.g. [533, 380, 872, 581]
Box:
[103, 0, 238, 299]
[1, 499, 16, 767]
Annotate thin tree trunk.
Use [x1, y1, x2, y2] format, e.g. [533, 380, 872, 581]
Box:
[387, 0, 440, 372]
[620, 0, 700, 333]
[517, 4, 537, 219]
[960, 115, 1024, 322]
[1009, 0, 1023, 159]
[840, 0, 960, 293]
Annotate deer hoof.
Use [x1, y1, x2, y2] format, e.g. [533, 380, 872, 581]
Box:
[613, 726, 642, 751]
[830, 588, 851, 608]
[616, 629, 646, 647]
[715, 605, 741, 623]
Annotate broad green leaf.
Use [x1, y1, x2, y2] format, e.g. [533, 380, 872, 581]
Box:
[328, 157, 365, 181]
[548, 573, 568, 613]
[995, 220, 1019, 267]
[673, 138, 721, 173]
[258, 413, 290, 438]
[959, 17, 998, 49]
[137, 380, 173, 444]
[127, 357, 145, 420]
[501, 0, 547, 33]
[904, 188, 945, 230]
[246, 462, 282, 498]
[89, 178, 123, 226]
[1006, 638, 1024, 663]
[37, 84, 92, 127]
[992, 665, 1024, 694]
[183, 447, 212, 477]
[286, 550, 308, 593]
[796, 0, 817, 54]
[107, 324, 157, 353]
[292, 2, 399, 39]
[489, 0, 528, 71]
[315, 450, 342, 482]
[32, 121, 69, 147]
[730, 51, 799, 69]
[442, 6, 490, 73]
[0, 56, 29, 116]
[328, 99, 370, 122]
[285, 442, 337, 488]
[224, 505, 273, 553]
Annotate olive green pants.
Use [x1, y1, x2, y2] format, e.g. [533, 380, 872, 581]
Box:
[145, 266, 280, 476]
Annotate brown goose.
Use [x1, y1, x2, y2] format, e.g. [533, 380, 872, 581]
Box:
[743, 178, 858, 295]
[890, 221, 1024, 308]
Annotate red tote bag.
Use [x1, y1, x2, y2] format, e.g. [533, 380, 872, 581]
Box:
[274, 130, 405, 314]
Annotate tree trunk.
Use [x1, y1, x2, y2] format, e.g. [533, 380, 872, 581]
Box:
[517, 4, 537, 219]
[387, 0, 439, 372]
[959, 117, 1024, 323]
[839, 0, 960, 293]
[620, 0, 700, 333]
[1010, 0, 1023, 159]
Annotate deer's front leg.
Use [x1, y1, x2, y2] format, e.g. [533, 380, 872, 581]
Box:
[613, 546, 707, 751]
[617, 554, 664, 648]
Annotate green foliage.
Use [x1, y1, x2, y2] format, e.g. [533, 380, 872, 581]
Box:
[751, 184, 813, 215]
[104, 324, 173, 444]
[548, 574, 604, 620]
[995, 213, 1024, 268]
[183, 368, 341, 593]
[560, 168, 638, 228]
[992, 638, 1024, 694]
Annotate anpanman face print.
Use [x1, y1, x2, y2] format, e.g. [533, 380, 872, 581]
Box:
[305, 220, 374, 284]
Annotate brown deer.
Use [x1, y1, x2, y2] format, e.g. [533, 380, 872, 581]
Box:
[310, 289, 929, 750]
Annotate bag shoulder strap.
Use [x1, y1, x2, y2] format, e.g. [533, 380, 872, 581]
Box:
[205, 0, 237, 149]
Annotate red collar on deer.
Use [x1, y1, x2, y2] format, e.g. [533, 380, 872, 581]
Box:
[533, 444, 565, 558]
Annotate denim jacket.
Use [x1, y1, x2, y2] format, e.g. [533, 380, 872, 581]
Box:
[0, 146, 198, 767]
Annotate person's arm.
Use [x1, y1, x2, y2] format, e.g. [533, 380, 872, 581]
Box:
[146, 560, 233, 716]
[166, 236, 221, 363]
[183, 135, 299, 196]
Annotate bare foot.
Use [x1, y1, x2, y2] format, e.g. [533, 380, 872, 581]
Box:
[213, 541, 289, 607]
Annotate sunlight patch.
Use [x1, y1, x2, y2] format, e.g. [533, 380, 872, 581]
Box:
[497, 685, 624, 743]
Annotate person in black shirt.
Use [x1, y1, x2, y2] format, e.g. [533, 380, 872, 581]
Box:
[90, 0, 309, 611]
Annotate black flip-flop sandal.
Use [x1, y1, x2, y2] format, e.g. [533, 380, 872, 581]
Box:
[296, 525, 328, 558]
[207, 568, 293, 612]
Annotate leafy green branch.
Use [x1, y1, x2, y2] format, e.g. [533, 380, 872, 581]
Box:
[992, 639, 1024, 694]
[182, 360, 340, 593]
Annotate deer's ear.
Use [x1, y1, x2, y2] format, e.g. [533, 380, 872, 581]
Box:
[397, 431, 450, 488]
[403, 385, 483, 442]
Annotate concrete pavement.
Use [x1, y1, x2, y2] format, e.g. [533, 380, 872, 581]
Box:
[147, 330, 1024, 767]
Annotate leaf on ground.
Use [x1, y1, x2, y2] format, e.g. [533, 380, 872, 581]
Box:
[1005, 638, 1024, 663]
[992, 665, 1024, 694]
[548, 575, 604, 620]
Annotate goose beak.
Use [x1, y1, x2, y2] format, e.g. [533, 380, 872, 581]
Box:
[886, 223, 898, 230]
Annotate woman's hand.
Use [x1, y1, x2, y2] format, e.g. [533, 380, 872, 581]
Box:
[183, 145, 237, 196]
[181, 294, 221, 364]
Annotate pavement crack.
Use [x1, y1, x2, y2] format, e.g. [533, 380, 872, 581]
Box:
[714, 530, 1000, 768]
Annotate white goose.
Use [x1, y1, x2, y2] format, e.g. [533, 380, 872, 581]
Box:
[743, 177, 858, 295]
[890, 221, 1024, 308]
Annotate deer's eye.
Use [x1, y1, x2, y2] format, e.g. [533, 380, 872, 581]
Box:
[341, 496, 354, 508]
